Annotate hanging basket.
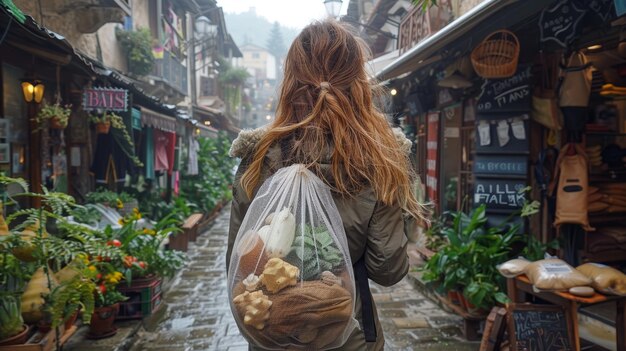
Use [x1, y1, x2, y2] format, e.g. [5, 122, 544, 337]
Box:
[96, 121, 111, 134]
[50, 116, 67, 130]
[471, 29, 520, 79]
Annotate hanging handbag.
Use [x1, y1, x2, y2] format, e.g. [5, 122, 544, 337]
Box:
[558, 51, 593, 107]
[549, 144, 594, 231]
[532, 52, 563, 130]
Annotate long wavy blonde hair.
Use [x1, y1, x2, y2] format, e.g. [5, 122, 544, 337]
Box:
[241, 20, 426, 221]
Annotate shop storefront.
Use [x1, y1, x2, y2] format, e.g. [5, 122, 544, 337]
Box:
[380, 0, 626, 347]
[0, 6, 98, 206]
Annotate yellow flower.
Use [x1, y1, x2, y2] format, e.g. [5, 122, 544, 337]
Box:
[136, 212, 142, 220]
[118, 218, 125, 225]
[116, 199, 124, 209]
[88, 265, 97, 272]
[132, 208, 139, 215]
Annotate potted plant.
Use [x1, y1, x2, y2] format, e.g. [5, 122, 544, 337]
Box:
[0, 293, 29, 346]
[88, 286, 126, 339]
[35, 102, 71, 130]
[89, 113, 112, 134]
[116, 28, 155, 76]
[421, 205, 520, 315]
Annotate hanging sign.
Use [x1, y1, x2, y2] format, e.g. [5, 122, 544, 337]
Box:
[539, 0, 586, 47]
[477, 66, 532, 114]
[426, 111, 439, 208]
[474, 155, 527, 176]
[83, 87, 128, 112]
[586, 0, 616, 21]
[474, 178, 527, 210]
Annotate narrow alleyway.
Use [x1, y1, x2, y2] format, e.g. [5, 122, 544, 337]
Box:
[129, 205, 479, 351]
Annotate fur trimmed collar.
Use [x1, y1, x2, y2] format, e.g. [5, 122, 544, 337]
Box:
[229, 126, 412, 159]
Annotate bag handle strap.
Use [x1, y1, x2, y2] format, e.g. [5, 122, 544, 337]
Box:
[353, 257, 377, 343]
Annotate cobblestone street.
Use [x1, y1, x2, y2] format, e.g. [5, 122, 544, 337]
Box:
[127, 205, 479, 351]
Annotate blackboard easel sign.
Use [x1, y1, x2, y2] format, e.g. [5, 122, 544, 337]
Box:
[508, 303, 574, 351]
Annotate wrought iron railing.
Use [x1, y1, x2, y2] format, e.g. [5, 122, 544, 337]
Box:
[152, 50, 188, 95]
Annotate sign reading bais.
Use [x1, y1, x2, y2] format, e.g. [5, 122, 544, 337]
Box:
[83, 87, 128, 111]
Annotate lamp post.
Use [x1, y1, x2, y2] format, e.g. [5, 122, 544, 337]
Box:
[324, 0, 343, 18]
[189, 14, 218, 107]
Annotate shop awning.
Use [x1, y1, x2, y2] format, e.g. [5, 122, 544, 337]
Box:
[140, 107, 177, 133]
[376, 0, 518, 81]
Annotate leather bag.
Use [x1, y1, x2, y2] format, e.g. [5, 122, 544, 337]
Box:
[532, 53, 563, 130]
[550, 144, 594, 231]
[558, 51, 593, 107]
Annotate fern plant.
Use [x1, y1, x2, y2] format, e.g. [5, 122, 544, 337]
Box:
[286, 225, 343, 280]
[48, 276, 96, 327]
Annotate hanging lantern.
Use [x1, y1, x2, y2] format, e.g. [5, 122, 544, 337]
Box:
[21, 80, 45, 103]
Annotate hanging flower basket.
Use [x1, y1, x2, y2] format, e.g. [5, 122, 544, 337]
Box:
[50, 116, 67, 130]
[96, 121, 111, 134]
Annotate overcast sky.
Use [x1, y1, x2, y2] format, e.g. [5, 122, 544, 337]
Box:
[219, 0, 348, 29]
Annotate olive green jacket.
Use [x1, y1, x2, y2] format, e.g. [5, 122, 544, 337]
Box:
[227, 127, 412, 351]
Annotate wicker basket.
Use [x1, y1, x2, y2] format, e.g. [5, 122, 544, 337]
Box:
[471, 29, 520, 79]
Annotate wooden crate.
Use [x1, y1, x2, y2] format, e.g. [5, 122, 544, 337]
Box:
[0, 325, 77, 351]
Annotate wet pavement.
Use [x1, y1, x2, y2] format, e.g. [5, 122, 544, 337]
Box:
[73, 204, 479, 351]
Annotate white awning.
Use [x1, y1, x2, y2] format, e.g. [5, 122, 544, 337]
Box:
[140, 107, 177, 132]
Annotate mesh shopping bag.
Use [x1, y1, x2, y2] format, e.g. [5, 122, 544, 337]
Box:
[228, 164, 358, 350]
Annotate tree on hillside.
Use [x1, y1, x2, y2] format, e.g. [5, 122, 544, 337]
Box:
[266, 22, 286, 59]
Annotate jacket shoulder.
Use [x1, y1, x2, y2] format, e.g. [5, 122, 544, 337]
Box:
[229, 126, 412, 158]
[229, 127, 268, 159]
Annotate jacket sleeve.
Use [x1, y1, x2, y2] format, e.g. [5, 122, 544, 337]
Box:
[364, 201, 409, 287]
[226, 162, 252, 270]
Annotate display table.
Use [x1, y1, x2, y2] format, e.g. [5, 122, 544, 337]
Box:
[507, 274, 626, 351]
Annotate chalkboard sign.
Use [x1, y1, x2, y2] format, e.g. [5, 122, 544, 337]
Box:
[539, 0, 586, 47]
[508, 304, 574, 351]
[474, 155, 527, 176]
[477, 66, 532, 114]
[474, 178, 527, 210]
[475, 118, 529, 154]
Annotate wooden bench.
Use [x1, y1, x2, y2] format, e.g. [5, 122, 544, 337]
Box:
[183, 213, 203, 242]
[507, 274, 626, 351]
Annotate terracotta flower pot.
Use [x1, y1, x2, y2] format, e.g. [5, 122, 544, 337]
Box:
[64, 309, 79, 331]
[96, 121, 111, 134]
[0, 324, 30, 346]
[50, 117, 66, 129]
[87, 303, 119, 339]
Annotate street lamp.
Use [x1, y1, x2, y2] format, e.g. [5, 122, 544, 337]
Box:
[324, 0, 343, 18]
[194, 16, 217, 40]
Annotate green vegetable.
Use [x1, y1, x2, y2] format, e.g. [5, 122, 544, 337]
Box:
[286, 225, 343, 280]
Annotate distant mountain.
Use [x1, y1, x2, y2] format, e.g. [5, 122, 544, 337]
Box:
[224, 8, 299, 53]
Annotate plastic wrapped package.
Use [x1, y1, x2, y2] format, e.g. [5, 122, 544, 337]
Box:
[577, 263, 626, 296]
[227, 165, 357, 350]
[497, 258, 531, 278]
[525, 259, 592, 291]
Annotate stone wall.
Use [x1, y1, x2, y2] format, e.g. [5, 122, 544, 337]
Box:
[12, 1, 128, 63]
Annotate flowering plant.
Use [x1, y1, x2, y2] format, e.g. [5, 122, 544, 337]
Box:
[101, 209, 186, 283]
[34, 101, 71, 129]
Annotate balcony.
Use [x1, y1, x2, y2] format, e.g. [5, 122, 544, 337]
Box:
[398, 1, 453, 54]
[141, 50, 188, 104]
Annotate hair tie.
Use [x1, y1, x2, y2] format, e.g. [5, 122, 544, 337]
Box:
[320, 81, 331, 90]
